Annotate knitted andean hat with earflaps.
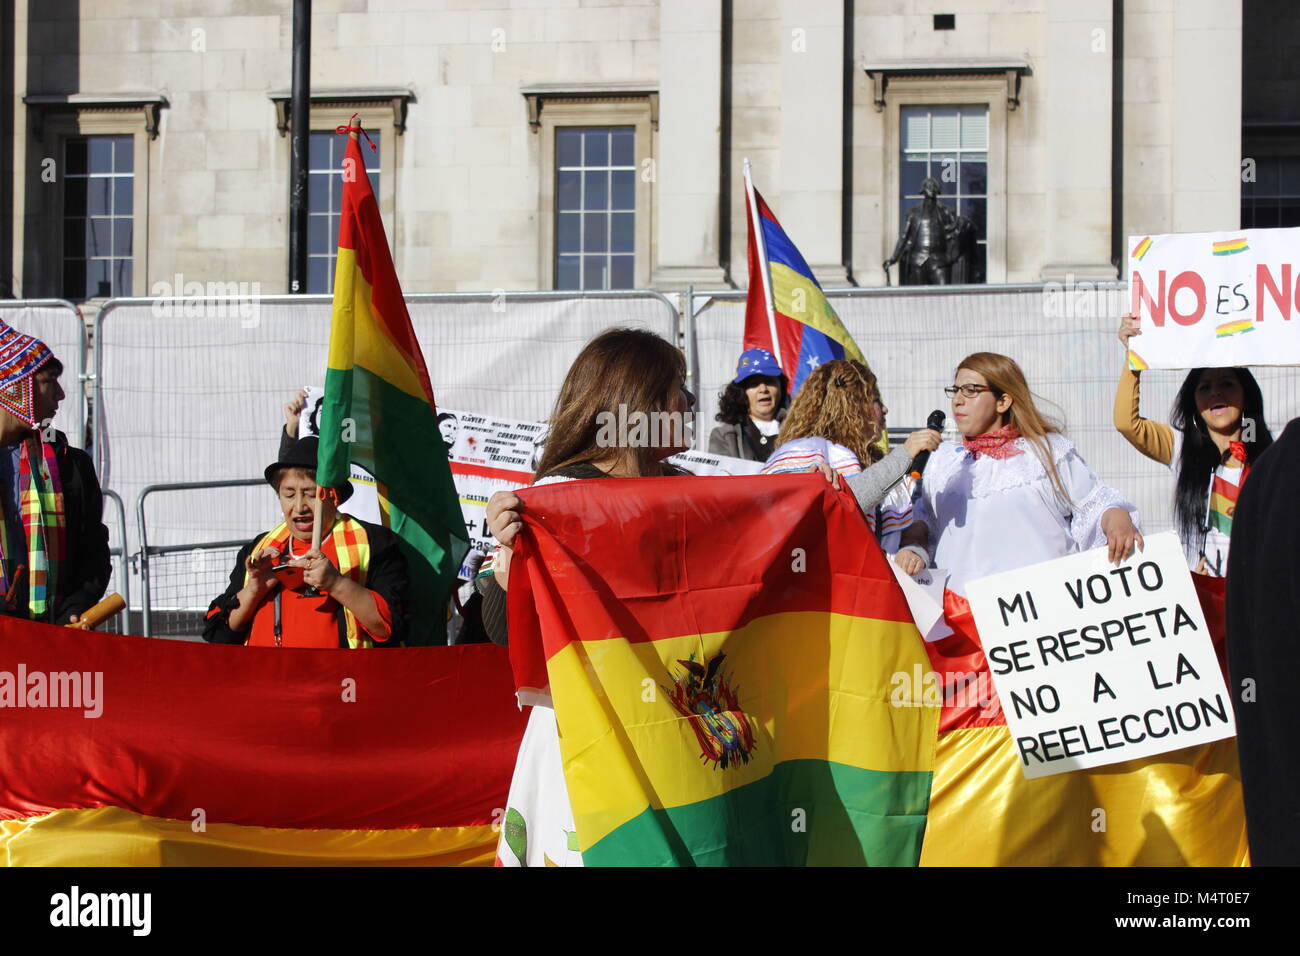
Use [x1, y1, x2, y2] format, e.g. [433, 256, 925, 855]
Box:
[0, 319, 54, 428]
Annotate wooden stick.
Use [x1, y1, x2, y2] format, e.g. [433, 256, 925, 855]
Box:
[66, 593, 125, 630]
[310, 493, 324, 554]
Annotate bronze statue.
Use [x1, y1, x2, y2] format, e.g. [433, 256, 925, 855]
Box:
[884, 177, 977, 285]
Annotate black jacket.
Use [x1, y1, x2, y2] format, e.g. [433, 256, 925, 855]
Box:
[203, 517, 409, 647]
[1225, 416, 1300, 865]
[0, 432, 111, 625]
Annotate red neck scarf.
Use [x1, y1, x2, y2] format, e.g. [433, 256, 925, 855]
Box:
[962, 424, 1024, 460]
[1227, 440, 1250, 482]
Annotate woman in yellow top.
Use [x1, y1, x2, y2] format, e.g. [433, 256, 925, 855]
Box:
[1113, 314, 1273, 575]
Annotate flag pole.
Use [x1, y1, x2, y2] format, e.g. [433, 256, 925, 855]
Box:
[743, 157, 784, 372]
[311, 114, 364, 559]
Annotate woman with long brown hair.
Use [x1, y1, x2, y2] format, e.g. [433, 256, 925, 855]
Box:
[761, 358, 939, 552]
[477, 326, 693, 867]
[896, 352, 1142, 594]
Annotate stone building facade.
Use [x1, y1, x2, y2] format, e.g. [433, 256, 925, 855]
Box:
[0, 0, 1270, 300]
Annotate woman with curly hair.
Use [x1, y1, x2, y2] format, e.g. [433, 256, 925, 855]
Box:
[762, 358, 940, 552]
[1114, 314, 1273, 575]
[707, 348, 788, 461]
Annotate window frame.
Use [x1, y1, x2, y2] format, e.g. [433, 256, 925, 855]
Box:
[537, 99, 655, 291]
[38, 111, 150, 299]
[281, 104, 399, 292]
[882, 77, 1008, 284]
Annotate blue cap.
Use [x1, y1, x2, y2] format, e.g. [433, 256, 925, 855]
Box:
[733, 348, 783, 385]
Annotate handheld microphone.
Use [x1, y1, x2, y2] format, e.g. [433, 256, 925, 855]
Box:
[908, 410, 947, 480]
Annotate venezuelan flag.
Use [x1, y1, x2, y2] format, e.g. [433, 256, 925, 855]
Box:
[506, 475, 939, 866]
[1212, 238, 1249, 256]
[1216, 319, 1255, 338]
[0, 617, 527, 865]
[319, 126, 468, 643]
[743, 165, 864, 395]
[918, 575, 1248, 865]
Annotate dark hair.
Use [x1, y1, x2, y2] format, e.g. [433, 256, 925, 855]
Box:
[1170, 367, 1273, 548]
[534, 327, 686, 479]
[271, 465, 316, 490]
[715, 375, 787, 425]
[41, 357, 63, 376]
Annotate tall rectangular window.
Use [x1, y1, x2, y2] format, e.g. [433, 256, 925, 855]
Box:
[1240, 156, 1300, 228]
[63, 135, 133, 300]
[554, 127, 636, 290]
[307, 130, 381, 294]
[900, 106, 988, 283]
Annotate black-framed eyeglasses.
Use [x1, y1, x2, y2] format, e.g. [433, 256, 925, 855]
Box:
[681, 385, 697, 411]
[944, 384, 995, 399]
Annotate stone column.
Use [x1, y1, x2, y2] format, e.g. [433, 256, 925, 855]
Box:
[778, 0, 848, 286]
[1042, 0, 1115, 280]
[652, 0, 728, 288]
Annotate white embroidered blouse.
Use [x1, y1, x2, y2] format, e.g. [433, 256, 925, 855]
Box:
[913, 433, 1139, 596]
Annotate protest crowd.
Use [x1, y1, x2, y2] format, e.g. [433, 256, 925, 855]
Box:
[1, 126, 1296, 872]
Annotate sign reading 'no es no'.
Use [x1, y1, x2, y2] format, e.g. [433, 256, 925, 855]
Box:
[965, 532, 1235, 779]
[1128, 226, 1300, 369]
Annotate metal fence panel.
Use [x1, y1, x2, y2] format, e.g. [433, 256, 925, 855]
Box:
[98, 291, 679, 616]
[690, 285, 1300, 536]
[0, 299, 87, 447]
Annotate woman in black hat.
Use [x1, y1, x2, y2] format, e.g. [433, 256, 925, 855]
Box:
[202, 437, 408, 648]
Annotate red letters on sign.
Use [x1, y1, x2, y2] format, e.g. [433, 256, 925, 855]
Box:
[1132, 269, 1207, 326]
[1255, 263, 1296, 322]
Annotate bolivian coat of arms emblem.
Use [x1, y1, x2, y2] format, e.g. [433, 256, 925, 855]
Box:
[664, 651, 756, 770]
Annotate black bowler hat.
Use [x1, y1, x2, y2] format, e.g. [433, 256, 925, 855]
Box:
[264, 436, 354, 504]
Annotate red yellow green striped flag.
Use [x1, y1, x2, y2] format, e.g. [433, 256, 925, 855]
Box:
[318, 129, 467, 643]
[0, 617, 527, 865]
[506, 475, 939, 865]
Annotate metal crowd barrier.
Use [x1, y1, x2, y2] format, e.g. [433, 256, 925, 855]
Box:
[100, 488, 131, 634]
[135, 478, 264, 639]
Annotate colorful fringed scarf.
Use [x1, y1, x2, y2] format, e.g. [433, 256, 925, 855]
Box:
[245, 515, 373, 648]
[0, 436, 66, 621]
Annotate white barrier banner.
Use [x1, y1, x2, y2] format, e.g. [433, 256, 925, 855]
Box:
[1128, 227, 1300, 369]
[965, 532, 1234, 779]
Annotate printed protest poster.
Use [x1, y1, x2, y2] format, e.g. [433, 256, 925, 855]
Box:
[965, 532, 1234, 779]
[665, 450, 764, 476]
[443, 410, 547, 578]
[1127, 227, 1300, 369]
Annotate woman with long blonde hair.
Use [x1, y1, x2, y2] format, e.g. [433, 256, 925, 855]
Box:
[896, 352, 1142, 594]
[761, 359, 939, 551]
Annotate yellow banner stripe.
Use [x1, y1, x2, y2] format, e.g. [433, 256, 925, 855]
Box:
[548, 611, 939, 850]
[1, 806, 497, 866]
[768, 262, 865, 364]
[328, 248, 427, 401]
[920, 725, 1248, 866]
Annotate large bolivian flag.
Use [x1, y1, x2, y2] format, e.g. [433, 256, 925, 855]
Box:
[318, 127, 467, 643]
[919, 574, 1248, 866]
[506, 475, 939, 866]
[0, 617, 526, 865]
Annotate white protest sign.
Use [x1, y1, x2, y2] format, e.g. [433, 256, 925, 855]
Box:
[665, 450, 764, 477]
[1127, 227, 1300, 369]
[889, 563, 953, 644]
[444, 410, 547, 579]
[965, 532, 1234, 779]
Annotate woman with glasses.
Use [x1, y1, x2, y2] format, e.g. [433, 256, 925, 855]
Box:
[708, 348, 789, 461]
[1113, 314, 1273, 576]
[895, 352, 1142, 594]
[760, 359, 940, 553]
